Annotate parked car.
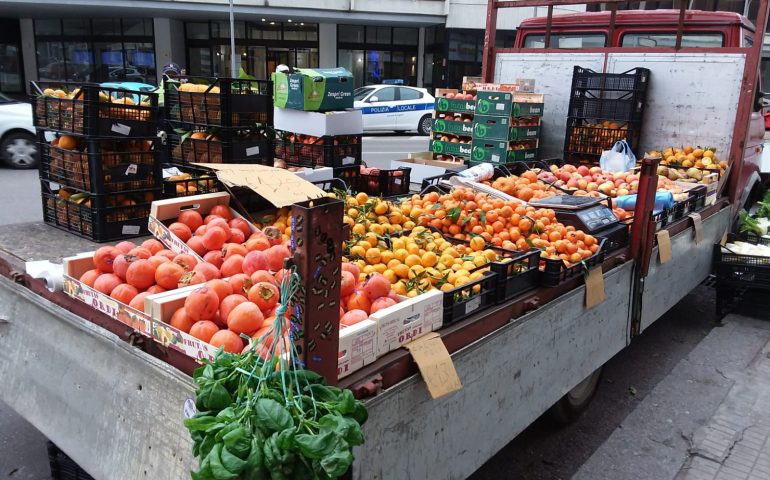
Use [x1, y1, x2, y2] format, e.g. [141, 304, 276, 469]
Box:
[108, 67, 147, 83]
[354, 85, 435, 135]
[0, 93, 36, 168]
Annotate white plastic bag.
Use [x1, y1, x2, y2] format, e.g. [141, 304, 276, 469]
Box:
[599, 140, 636, 172]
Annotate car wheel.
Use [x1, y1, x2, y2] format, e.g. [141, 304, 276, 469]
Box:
[417, 114, 432, 136]
[2, 132, 38, 169]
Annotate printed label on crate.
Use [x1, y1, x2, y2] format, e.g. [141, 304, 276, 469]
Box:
[435, 98, 476, 114]
[148, 215, 199, 259]
[509, 126, 540, 141]
[125, 163, 138, 175]
[430, 140, 472, 157]
[512, 103, 543, 117]
[122, 225, 141, 235]
[507, 148, 538, 161]
[150, 319, 218, 362]
[246, 146, 261, 157]
[432, 119, 474, 136]
[342, 156, 356, 166]
[62, 275, 152, 335]
[111, 123, 132, 136]
[465, 295, 482, 315]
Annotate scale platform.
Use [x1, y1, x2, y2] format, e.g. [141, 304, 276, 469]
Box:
[528, 194, 628, 250]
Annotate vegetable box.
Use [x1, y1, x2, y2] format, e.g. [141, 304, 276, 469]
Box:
[148, 192, 258, 262]
[371, 290, 444, 356]
[62, 252, 156, 336]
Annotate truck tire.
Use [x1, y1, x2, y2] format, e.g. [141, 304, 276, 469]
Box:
[549, 367, 603, 424]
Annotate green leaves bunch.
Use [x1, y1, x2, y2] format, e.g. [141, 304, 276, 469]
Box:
[185, 351, 367, 480]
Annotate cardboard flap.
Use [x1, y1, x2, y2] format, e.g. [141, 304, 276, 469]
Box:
[195, 164, 327, 208]
[404, 332, 462, 400]
[688, 213, 704, 244]
[585, 266, 606, 309]
[656, 230, 672, 264]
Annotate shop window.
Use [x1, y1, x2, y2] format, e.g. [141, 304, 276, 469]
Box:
[367, 26, 391, 45]
[63, 19, 90, 36]
[188, 47, 212, 76]
[64, 42, 94, 82]
[366, 50, 390, 84]
[92, 19, 120, 36]
[35, 19, 61, 36]
[0, 44, 22, 92]
[393, 27, 418, 46]
[339, 49, 364, 88]
[123, 19, 153, 37]
[339, 25, 365, 44]
[186, 22, 210, 40]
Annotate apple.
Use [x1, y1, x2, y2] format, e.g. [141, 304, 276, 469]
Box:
[589, 167, 602, 175]
[559, 171, 572, 182]
[566, 178, 579, 188]
[617, 188, 629, 197]
[614, 178, 626, 188]
[577, 165, 590, 176]
[577, 179, 588, 190]
[445, 92, 455, 99]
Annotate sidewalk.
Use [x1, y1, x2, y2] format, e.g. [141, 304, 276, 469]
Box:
[573, 312, 770, 480]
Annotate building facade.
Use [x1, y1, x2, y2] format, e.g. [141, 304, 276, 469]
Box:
[0, 0, 765, 94]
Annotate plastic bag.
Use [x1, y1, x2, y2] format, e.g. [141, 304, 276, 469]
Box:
[599, 140, 636, 172]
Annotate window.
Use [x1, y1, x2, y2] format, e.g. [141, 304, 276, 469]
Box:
[398, 87, 422, 100]
[370, 87, 395, 102]
[186, 23, 209, 40]
[63, 19, 90, 36]
[523, 33, 606, 48]
[338, 25, 418, 87]
[354, 87, 375, 101]
[34, 19, 61, 36]
[122, 19, 153, 36]
[339, 25, 364, 44]
[621, 32, 724, 48]
[367, 26, 391, 45]
[393, 27, 418, 46]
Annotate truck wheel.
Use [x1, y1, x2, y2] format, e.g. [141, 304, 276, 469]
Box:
[549, 367, 603, 424]
[417, 114, 432, 136]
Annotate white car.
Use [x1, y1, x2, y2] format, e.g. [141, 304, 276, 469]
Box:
[354, 85, 435, 135]
[0, 93, 36, 168]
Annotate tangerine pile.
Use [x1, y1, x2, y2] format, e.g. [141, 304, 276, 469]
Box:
[485, 170, 559, 202]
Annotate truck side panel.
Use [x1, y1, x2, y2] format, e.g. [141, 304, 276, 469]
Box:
[354, 262, 633, 480]
[640, 207, 731, 332]
[0, 276, 197, 479]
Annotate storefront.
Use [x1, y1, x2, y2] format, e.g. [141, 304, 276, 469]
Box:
[33, 18, 156, 84]
[184, 21, 319, 79]
[0, 18, 23, 93]
[337, 25, 420, 88]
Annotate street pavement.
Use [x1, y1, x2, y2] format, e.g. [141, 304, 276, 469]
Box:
[0, 169, 41, 226]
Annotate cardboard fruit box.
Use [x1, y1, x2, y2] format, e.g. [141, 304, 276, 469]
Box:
[471, 139, 539, 164]
[429, 139, 472, 158]
[475, 91, 544, 117]
[62, 252, 157, 336]
[148, 192, 259, 262]
[371, 290, 444, 357]
[338, 319, 378, 379]
[472, 115, 541, 141]
[432, 118, 475, 136]
[272, 68, 354, 111]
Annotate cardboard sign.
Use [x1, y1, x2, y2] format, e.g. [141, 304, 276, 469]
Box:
[195, 164, 326, 208]
[584, 266, 606, 309]
[656, 230, 672, 264]
[688, 213, 704, 244]
[405, 332, 462, 400]
[721, 230, 729, 246]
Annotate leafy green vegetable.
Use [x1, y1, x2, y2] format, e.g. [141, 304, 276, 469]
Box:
[739, 210, 764, 236]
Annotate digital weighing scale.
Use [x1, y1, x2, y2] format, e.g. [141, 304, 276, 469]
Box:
[527, 195, 629, 250]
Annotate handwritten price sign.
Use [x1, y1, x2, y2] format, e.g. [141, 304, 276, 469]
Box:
[405, 333, 462, 400]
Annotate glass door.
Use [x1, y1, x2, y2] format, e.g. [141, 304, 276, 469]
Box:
[0, 44, 22, 92]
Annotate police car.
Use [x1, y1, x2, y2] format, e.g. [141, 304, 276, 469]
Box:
[354, 85, 435, 135]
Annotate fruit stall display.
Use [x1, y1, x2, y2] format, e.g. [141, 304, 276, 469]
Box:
[33, 81, 162, 242]
[273, 132, 363, 172]
[430, 89, 477, 163]
[563, 66, 650, 164]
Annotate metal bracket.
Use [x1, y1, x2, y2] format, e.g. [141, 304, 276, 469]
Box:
[350, 375, 383, 398]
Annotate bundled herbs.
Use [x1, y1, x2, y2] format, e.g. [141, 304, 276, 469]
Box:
[184, 269, 367, 480]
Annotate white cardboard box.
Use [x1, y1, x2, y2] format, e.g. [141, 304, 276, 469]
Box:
[293, 166, 334, 183]
[274, 107, 363, 137]
[372, 290, 444, 356]
[338, 319, 378, 379]
[391, 159, 447, 185]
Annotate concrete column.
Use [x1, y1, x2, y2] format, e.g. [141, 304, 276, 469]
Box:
[19, 19, 36, 91]
[417, 27, 425, 87]
[318, 23, 337, 67]
[153, 18, 186, 84]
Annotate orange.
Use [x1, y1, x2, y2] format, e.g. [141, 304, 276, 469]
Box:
[421, 251, 438, 268]
[469, 236, 485, 252]
[365, 248, 381, 265]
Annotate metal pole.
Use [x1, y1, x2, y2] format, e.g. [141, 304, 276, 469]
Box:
[229, 0, 237, 76]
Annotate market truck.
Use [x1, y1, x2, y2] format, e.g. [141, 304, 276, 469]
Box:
[0, 2, 767, 480]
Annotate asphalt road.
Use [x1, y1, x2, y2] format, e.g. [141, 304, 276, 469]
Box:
[0, 136, 740, 480]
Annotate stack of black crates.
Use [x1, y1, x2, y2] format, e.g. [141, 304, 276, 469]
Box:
[563, 66, 650, 165]
[163, 77, 273, 196]
[33, 81, 161, 242]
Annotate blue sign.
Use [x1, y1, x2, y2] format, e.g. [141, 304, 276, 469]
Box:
[359, 102, 432, 115]
[101, 51, 123, 65]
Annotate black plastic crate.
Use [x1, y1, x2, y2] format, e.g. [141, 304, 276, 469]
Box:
[714, 238, 770, 290]
[571, 66, 651, 93]
[168, 132, 272, 165]
[31, 81, 158, 137]
[40, 136, 161, 194]
[48, 442, 94, 480]
[356, 167, 411, 198]
[275, 133, 362, 169]
[540, 238, 607, 287]
[567, 95, 645, 122]
[165, 77, 272, 128]
[489, 248, 542, 303]
[651, 186, 707, 229]
[442, 270, 498, 325]
[741, 232, 770, 246]
[333, 165, 361, 187]
[563, 118, 642, 162]
[41, 180, 156, 242]
[162, 164, 221, 198]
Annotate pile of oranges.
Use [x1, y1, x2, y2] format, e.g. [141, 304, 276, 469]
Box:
[485, 170, 559, 202]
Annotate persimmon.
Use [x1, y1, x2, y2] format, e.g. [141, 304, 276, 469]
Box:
[79, 269, 101, 288]
[186, 236, 207, 256]
[114, 241, 136, 254]
[227, 302, 264, 336]
[185, 287, 220, 321]
[129, 291, 150, 311]
[155, 262, 185, 290]
[178, 210, 204, 231]
[228, 273, 252, 296]
[202, 226, 227, 251]
[209, 205, 233, 221]
[248, 282, 279, 313]
[242, 251, 269, 275]
[174, 253, 198, 271]
[170, 307, 195, 333]
[125, 259, 156, 290]
[141, 239, 164, 255]
[220, 254, 244, 278]
[178, 270, 206, 288]
[93, 273, 122, 295]
[110, 283, 139, 304]
[209, 330, 244, 353]
[189, 320, 219, 342]
[205, 279, 233, 303]
[169, 222, 192, 242]
[93, 246, 120, 273]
